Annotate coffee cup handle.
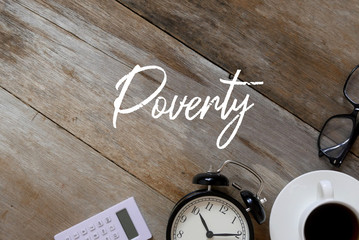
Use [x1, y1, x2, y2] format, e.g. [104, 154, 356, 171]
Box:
[318, 180, 334, 200]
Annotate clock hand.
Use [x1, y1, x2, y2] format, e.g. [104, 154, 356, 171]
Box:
[212, 232, 242, 237]
[199, 213, 210, 232]
[199, 213, 218, 238]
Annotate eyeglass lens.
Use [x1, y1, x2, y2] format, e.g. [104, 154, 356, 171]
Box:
[319, 117, 354, 158]
[345, 66, 359, 104]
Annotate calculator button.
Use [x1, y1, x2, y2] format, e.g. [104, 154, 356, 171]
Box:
[109, 225, 115, 231]
[65, 236, 71, 240]
[104, 237, 112, 240]
[97, 220, 104, 228]
[89, 224, 96, 231]
[81, 229, 88, 235]
[84, 237, 91, 240]
[73, 232, 80, 239]
[112, 233, 119, 239]
[101, 228, 107, 235]
[92, 233, 100, 239]
[105, 217, 111, 223]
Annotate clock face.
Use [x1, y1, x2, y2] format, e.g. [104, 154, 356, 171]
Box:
[167, 191, 253, 240]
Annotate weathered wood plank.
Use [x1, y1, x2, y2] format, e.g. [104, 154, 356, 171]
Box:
[2, 1, 359, 239]
[118, 0, 359, 140]
[0, 88, 171, 239]
[1, 0, 206, 199]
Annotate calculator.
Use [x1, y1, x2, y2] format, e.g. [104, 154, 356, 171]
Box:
[54, 197, 152, 240]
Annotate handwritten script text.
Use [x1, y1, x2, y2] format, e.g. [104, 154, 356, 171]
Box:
[113, 65, 263, 149]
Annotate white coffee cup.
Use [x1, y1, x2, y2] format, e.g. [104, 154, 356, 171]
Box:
[298, 180, 359, 240]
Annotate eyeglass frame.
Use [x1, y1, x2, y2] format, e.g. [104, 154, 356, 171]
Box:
[317, 64, 359, 167]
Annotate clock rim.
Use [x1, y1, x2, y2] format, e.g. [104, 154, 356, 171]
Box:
[166, 189, 254, 240]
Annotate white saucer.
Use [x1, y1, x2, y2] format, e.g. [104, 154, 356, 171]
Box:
[269, 170, 359, 240]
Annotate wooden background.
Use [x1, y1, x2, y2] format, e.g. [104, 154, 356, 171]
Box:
[1, 0, 359, 239]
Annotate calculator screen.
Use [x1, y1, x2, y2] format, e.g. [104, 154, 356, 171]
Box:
[116, 208, 139, 239]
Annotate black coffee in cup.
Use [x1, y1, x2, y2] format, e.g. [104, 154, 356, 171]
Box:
[304, 203, 359, 240]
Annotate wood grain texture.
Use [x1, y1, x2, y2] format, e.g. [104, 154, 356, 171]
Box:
[0, 88, 171, 239]
[118, 0, 359, 141]
[1, 0, 359, 239]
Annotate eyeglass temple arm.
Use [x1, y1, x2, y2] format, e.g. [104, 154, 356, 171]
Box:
[216, 160, 264, 197]
[321, 138, 350, 155]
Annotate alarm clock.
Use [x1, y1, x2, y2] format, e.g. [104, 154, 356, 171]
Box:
[166, 160, 266, 240]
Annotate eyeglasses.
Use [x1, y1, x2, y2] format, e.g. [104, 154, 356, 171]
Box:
[318, 64, 359, 167]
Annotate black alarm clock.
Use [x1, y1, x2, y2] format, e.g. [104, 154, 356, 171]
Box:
[166, 160, 266, 240]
